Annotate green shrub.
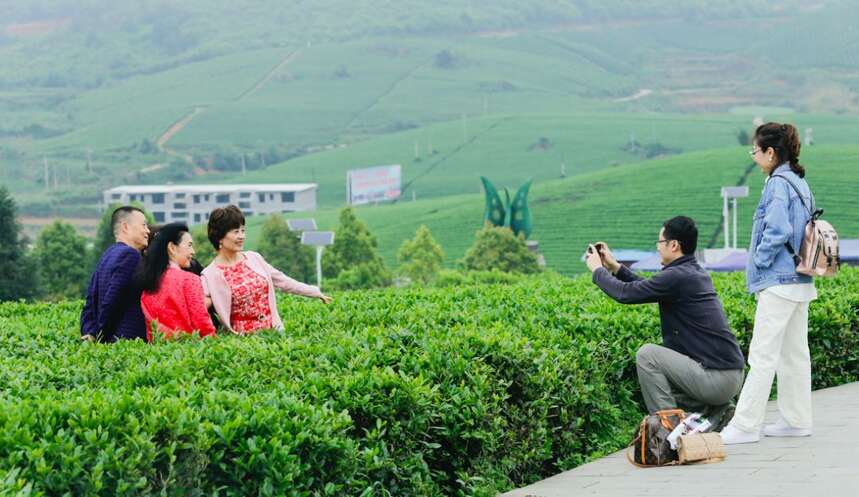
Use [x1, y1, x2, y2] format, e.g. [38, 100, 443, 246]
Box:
[397, 225, 444, 286]
[0, 268, 857, 495]
[462, 225, 541, 275]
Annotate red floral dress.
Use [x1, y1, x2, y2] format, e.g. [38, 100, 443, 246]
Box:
[220, 259, 273, 334]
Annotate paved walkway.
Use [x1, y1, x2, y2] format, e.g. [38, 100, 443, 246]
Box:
[503, 381, 859, 497]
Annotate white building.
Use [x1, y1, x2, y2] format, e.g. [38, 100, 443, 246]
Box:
[103, 184, 317, 225]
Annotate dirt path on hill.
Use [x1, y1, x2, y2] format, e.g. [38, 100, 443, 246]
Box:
[236, 48, 302, 101]
[344, 56, 432, 130]
[156, 106, 207, 162]
[154, 49, 302, 164]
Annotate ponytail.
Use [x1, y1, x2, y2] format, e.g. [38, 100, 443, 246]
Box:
[753, 122, 806, 178]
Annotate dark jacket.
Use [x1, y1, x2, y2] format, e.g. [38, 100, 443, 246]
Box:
[80, 242, 146, 342]
[592, 255, 745, 370]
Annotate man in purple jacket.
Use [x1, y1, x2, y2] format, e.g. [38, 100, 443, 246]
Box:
[80, 206, 150, 342]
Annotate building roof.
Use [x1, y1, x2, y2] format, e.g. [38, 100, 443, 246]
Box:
[840, 239, 859, 262]
[105, 184, 317, 194]
[705, 251, 748, 272]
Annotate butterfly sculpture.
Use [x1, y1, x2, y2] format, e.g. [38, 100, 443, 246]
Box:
[480, 176, 533, 239]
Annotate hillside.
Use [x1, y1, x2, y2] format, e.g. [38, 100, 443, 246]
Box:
[2, 0, 857, 219]
[243, 144, 859, 275]
[219, 111, 859, 209]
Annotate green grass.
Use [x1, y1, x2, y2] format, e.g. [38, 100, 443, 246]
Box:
[220, 111, 859, 210]
[243, 144, 859, 276]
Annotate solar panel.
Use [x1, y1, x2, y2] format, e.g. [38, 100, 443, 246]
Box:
[721, 186, 749, 198]
[287, 218, 317, 231]
[301, 231, 335, 246]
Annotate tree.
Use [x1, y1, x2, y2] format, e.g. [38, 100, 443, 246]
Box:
[322, 207, 390, 289]
[257, 215, 315, 283]
[34, 220, 90, 300]
[92, 202, 153, 269]
[462, 224, 541, 274]
[397, 225, 444, 285]
[0, 187, 40, 301]
[191, 225, 215, 267]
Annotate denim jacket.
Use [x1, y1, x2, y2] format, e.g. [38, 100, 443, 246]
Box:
[746, 163, 814, 293]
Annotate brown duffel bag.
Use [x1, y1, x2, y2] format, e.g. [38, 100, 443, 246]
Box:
[627, 409, 685, 467]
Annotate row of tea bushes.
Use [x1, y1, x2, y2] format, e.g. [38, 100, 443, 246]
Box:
[1, 268, 857, 495]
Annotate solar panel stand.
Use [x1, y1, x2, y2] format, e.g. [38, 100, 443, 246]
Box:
[301, 231, 335, 289]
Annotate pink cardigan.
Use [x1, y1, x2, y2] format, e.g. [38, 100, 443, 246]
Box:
[201, 251, 323, 333]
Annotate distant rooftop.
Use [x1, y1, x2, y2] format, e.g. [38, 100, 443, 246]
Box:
[105, 184, 317, 194]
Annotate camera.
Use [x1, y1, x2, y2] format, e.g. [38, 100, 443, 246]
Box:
[588, 242, 606, 255]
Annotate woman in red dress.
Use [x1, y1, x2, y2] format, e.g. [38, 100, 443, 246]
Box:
[201, 205, 332, 335]
[138, 223, 215, 341]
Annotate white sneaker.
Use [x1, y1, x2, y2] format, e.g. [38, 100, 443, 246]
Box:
[719, 425, 760, 445]
[763, 418, 812, 437]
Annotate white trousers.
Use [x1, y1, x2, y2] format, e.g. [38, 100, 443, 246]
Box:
[729, 288, 813, 432]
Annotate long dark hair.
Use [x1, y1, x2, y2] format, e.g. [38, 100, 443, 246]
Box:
[753, 122, 806, 178]
[137, 222, 190, 293]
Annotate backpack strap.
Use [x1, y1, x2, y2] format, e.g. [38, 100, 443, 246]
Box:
[769, 174, 817, 217]
[768, 174, 822, 265]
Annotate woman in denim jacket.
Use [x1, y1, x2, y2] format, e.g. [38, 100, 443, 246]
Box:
[721, 123, 817, 445]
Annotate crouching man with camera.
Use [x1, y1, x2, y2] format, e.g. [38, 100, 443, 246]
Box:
[584, 216, 745, 431]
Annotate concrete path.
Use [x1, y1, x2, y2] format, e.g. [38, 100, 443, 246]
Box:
[502, 381, 859, 497]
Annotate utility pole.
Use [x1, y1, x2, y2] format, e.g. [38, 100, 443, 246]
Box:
[43, 156, 49, 192]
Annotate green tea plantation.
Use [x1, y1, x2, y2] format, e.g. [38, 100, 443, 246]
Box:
[1, 269, 857, 496]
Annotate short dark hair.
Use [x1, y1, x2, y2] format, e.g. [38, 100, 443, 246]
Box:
[111, 206, 145, 237]
[207, 205, 245, 251]
[662, 216, 697, 255]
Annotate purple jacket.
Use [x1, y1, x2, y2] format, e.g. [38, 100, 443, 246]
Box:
[80, 243, 146, 342]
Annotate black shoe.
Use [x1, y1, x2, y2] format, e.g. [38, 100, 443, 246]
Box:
[708, 403, 735, 433]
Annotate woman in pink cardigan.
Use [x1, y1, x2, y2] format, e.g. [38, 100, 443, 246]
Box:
[201, 205, 332, 334]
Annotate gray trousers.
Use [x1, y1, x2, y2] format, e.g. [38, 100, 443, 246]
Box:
[637, 344, 744, 416]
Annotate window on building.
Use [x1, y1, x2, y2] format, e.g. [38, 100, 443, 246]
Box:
[239, 192, 251, 199]
[175, 193, 185, 199]
[174, 202, 186, 209]
[173, 212, 188, 219]
[204, 194, 211, 201]
[193, 195, 201, 204]
[258, 193, 266, 203]
[281, 192, 295, 203]
[153, 212, 165, 223]
[238, 201, 251, 209]
[215, 194, 230, 203]
[129, 194, 137, 201]
[194, 213, 201, 223]
[269, 194, 274, 200]
[152, 193, 165, 204]
[111, 193, 121, 200]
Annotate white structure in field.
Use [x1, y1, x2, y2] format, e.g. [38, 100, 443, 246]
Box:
[346, 165, 401, 205]
[103, 184, 317, 225]
[721, 185, 749, 250]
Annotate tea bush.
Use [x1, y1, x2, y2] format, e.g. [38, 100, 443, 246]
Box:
[1, 268, 857, 496]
